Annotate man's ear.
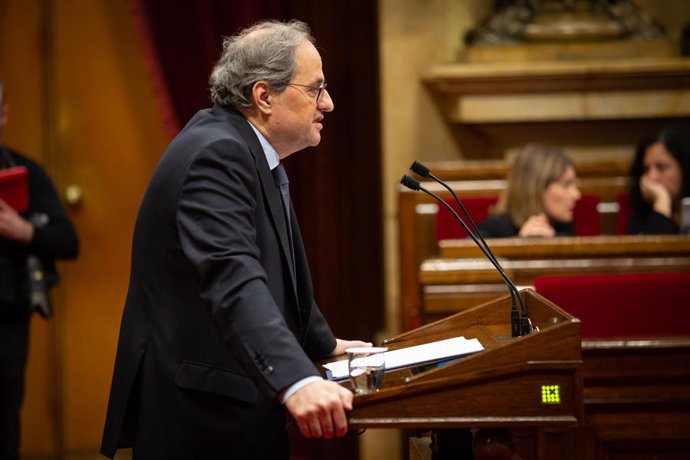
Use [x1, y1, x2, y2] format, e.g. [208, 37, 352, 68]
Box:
[252, 81, 272, 115]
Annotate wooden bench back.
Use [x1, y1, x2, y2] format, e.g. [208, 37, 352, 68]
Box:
[420, 235, 690, 325]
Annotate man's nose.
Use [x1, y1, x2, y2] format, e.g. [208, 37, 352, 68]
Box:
[318, 89, 334, 112]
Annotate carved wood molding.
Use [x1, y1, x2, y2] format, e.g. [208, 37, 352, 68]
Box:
[423, 58, 690, 96]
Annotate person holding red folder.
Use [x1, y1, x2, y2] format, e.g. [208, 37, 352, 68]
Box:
[0, 81, 79, 459]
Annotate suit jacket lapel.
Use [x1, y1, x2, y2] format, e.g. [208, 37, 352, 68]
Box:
[226, 108, 300, 303]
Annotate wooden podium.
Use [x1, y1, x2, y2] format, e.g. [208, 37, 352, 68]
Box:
[345, 289, 583, 458]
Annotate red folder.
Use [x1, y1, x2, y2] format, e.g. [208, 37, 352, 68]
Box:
[0, 166, 29, 212]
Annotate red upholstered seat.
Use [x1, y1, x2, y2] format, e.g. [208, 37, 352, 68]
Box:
[435, 197, 498, 240]
[534, 273, 690, 339]
[573, 194, 600, 236]
[616, 192, 632, 235]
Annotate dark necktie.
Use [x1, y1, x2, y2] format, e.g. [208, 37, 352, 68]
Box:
[272, 163, 296, 276]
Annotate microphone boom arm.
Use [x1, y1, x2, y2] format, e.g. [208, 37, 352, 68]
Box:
[401, 173, 532, 336]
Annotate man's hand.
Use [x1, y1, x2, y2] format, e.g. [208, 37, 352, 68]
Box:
[285, 380, 353, 439]
[330, 338, 373, 357]
[0, 199, 33, 243]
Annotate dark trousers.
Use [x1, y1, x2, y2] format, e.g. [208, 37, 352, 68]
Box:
[0, 316, 30, 460]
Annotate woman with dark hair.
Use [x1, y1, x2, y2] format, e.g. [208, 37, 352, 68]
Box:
[477, 144, 582, 238]
[627, 125, 690, 234]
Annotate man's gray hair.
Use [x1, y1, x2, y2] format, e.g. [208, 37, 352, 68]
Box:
[209, 20, 314, 109]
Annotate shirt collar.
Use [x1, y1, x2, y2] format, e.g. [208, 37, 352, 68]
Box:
[247, 120, 280, 171]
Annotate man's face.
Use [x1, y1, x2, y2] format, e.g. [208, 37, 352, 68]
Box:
[267, 41, 334, 158]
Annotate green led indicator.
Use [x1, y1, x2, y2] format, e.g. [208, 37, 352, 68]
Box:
[541, 385, 560, 404]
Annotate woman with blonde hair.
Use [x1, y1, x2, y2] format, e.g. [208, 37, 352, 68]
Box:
[478, 144, 582, 238]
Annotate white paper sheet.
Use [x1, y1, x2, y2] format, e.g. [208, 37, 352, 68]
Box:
[323, 336, 484, 380]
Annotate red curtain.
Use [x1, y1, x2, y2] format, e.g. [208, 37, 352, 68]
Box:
[130, 0, 292, 133]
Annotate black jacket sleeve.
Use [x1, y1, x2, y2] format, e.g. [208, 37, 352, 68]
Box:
[23, 156, 79, 259]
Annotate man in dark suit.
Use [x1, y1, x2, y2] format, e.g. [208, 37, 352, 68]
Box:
[100, 20, 370, 459]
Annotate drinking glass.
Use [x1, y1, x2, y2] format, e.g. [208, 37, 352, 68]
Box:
[346, 347, 387, 395]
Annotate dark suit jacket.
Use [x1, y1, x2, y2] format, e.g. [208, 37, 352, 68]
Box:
[101, 106, 336, 459]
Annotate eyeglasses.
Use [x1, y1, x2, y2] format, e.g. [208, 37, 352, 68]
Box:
[286, 82, 328, 103]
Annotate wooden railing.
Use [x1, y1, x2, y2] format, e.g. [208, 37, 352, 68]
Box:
[420, 235, 690, 324]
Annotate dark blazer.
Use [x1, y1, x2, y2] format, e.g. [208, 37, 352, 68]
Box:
[101, 106, 336, 459]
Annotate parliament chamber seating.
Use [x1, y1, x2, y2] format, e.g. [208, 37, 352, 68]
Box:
[533, 272, 690, 458]
[399, 159, 632, 331]
[616, 191, 632, 235]
[421, 235, 690, 325]
[533, 272, 690, 339]
[397, 159, 690, 458]
[435, 196, 498, 240]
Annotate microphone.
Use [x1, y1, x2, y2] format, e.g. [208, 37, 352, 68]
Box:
[406, 162, 533, 335]
[401, 168, 532, 336]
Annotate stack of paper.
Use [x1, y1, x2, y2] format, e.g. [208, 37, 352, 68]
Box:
[323, 336, 483, 380]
